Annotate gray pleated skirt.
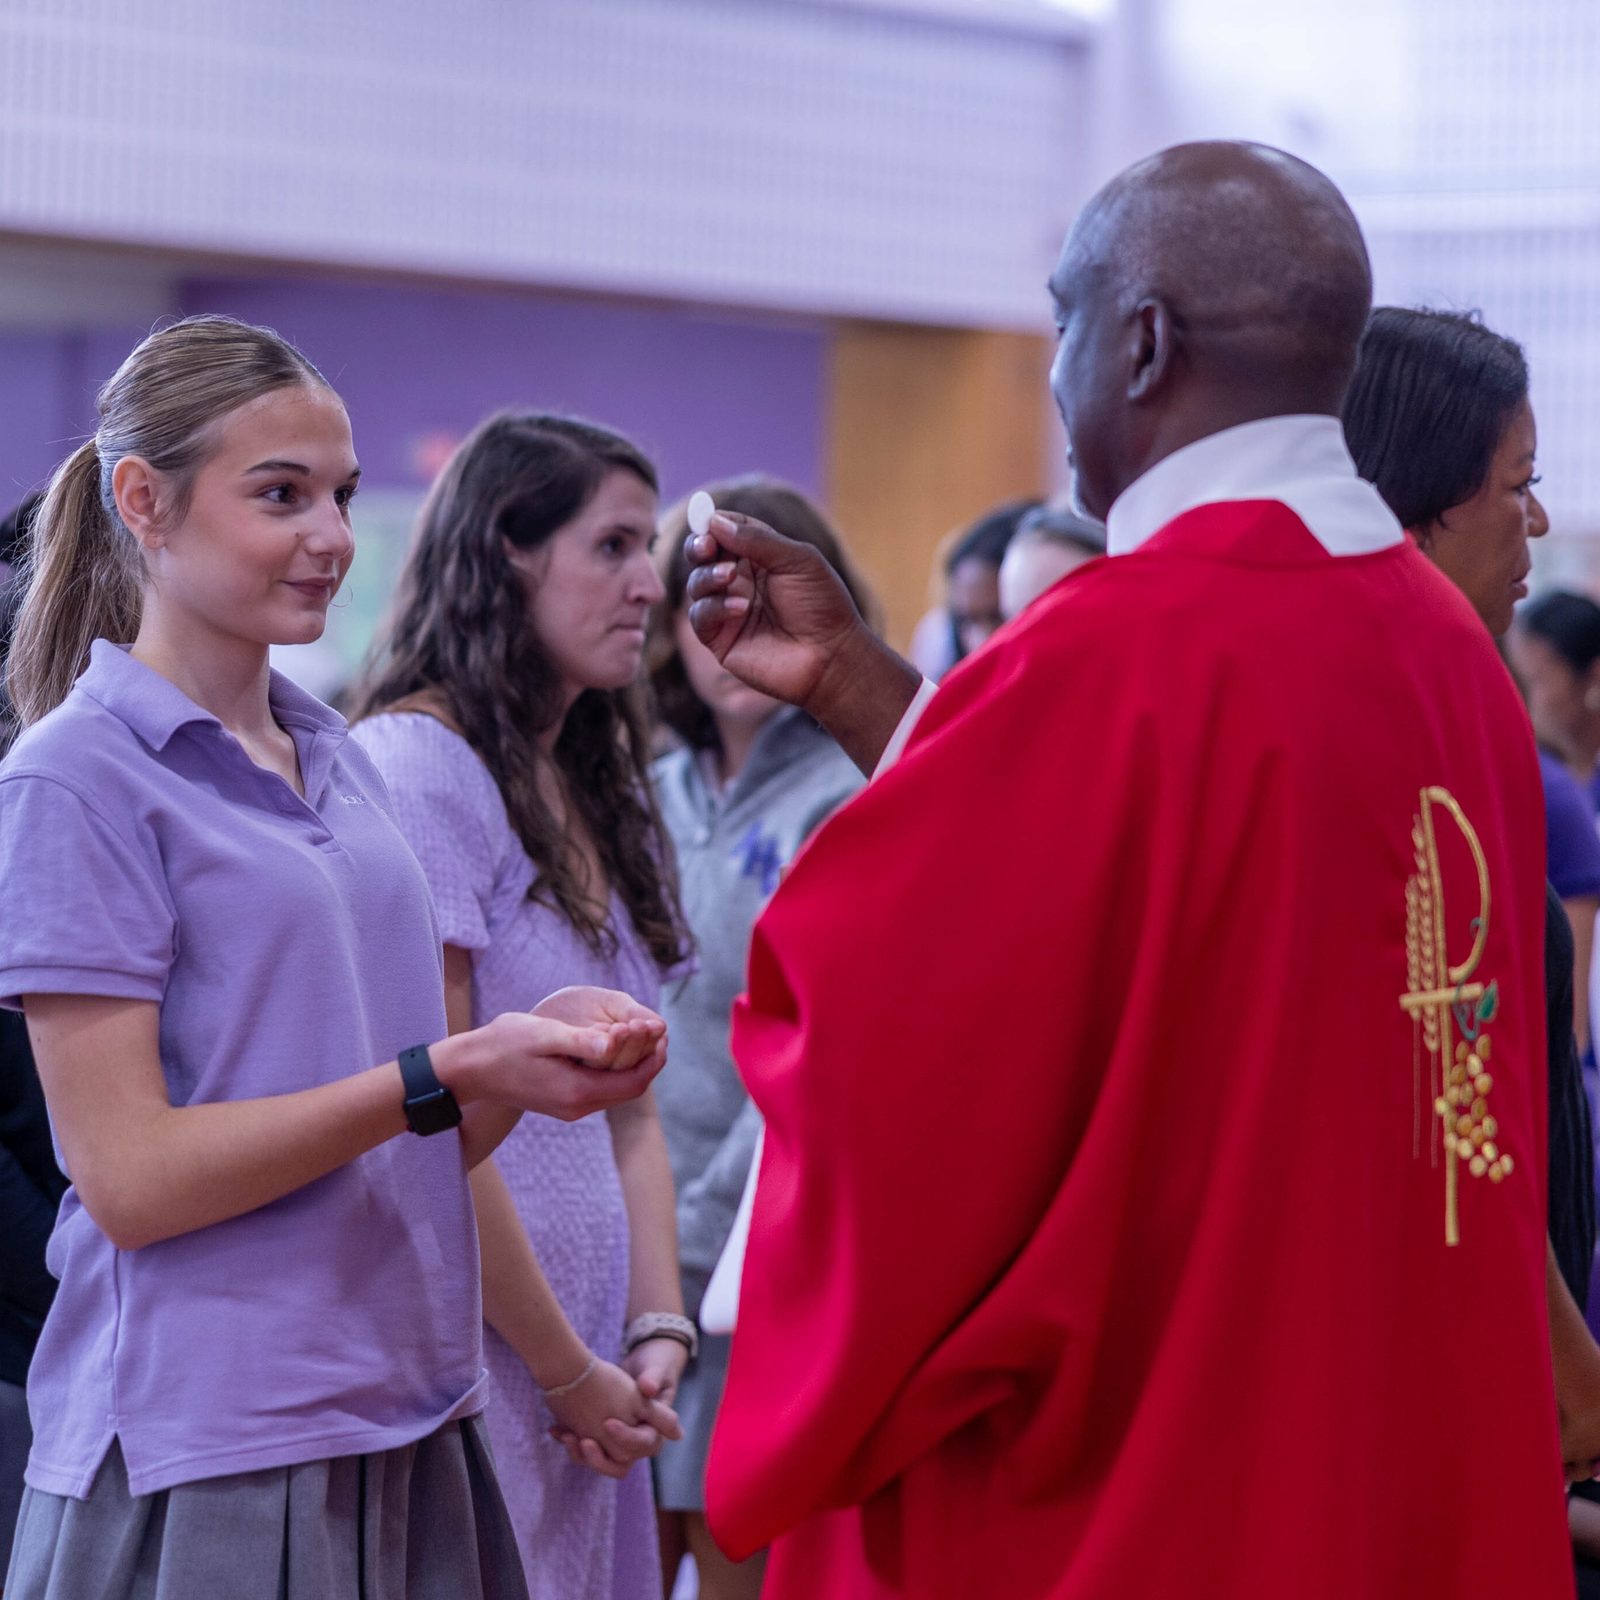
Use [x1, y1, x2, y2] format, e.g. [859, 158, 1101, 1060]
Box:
[4, 1415, 528, 1600]
[653, 1332, 730, 1514]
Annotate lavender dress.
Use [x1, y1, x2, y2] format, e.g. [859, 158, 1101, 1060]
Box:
[354, 713, 662, 1600]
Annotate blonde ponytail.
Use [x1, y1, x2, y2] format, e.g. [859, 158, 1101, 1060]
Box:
[7, 440, 142, 727]
[3, 315, 331, 729]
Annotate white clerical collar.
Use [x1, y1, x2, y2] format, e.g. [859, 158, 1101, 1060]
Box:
[1104, 413, 1403, 559]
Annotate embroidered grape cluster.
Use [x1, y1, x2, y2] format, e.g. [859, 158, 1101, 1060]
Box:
[1434, 1035, 1513, 1184]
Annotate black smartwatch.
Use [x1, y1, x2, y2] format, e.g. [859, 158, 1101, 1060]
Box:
[399, 1044, 462, 1136]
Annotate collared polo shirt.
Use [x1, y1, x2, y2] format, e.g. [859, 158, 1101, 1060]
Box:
[0, 641, 483, 1497]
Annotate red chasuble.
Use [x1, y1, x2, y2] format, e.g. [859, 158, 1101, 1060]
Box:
[706, 501, 1571, 1599]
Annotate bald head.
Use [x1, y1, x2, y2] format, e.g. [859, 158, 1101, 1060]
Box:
[1050, 141, 1372, 519]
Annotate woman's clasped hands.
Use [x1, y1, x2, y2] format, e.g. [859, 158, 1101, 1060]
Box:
[493, 982, 680, 1477]
[544, 1351, 684, 1481]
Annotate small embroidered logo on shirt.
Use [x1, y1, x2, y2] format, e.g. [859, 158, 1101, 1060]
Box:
[732, 823, 784, 896]
[339, 794, 367, 805]
[1399, 785, 1507, 1247]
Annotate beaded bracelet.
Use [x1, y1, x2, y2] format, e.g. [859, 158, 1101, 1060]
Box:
[541, 1353, 598, 1399]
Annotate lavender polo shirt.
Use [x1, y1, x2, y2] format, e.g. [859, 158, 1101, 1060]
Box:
[0, 642, 484, 1498]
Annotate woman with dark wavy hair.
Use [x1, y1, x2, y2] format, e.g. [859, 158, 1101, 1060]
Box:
[351, 412, 694, 1600]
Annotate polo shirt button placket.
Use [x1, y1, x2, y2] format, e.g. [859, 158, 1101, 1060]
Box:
[312, 806, 338, 850]
[299, 789, 340, 852]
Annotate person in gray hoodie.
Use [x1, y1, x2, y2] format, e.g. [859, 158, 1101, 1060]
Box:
[648, 478, 874, 1599]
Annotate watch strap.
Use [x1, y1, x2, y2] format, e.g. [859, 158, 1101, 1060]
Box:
[399, 1044, 462, 1136]
[622, 1311, 699, 1362]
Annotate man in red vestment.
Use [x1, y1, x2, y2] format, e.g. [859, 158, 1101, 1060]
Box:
[684, 143, 1573, 1597]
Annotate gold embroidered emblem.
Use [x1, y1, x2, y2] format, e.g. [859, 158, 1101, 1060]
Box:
[1399, 787, 1509, 1246]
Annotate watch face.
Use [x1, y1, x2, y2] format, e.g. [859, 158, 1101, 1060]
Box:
[399, 1045, 462, 1136]
[406, 1087, 463, 1137]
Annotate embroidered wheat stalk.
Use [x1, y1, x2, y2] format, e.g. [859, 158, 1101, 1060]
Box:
[1409, 820, 1439, 1056]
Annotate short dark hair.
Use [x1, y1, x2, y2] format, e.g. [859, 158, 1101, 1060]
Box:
[1014, 504, 1106, 559]
[1519, 590, 1600, 678]
[651, 475, 878, 752]
[1342, 307, 1528, 531]
[944, 498, 1041, 575]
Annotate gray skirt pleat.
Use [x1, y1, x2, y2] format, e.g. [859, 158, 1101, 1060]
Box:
[4, 1415, 528, 1600]
[653, 1332, 730, 1514]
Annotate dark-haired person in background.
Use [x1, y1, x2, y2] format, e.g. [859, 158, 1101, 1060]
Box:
[1341, 314, 1600, 1050]
[0, 491, 40, 578]
[1340, 308, 1546, 636]
[1513, 593, 1600, 1058]
[0, 492, 67, 1576]
[1515, 591, 1600, 816]
[907, 498, 1039, 679]
[647, 475, 872, 1600]
[0, 493, 42, 744]
[1342, 304, 1600, 1592]
[997, 502, 1106, 622]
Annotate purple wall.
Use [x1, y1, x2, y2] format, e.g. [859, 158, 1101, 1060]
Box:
[0, 327, 146, 505]
[182, 276, 828, 501]
[0, 274, 829, 509]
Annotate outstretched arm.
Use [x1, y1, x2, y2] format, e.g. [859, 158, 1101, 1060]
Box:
[683, 513, 922, 776]
[26, 989, 664, 1253]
